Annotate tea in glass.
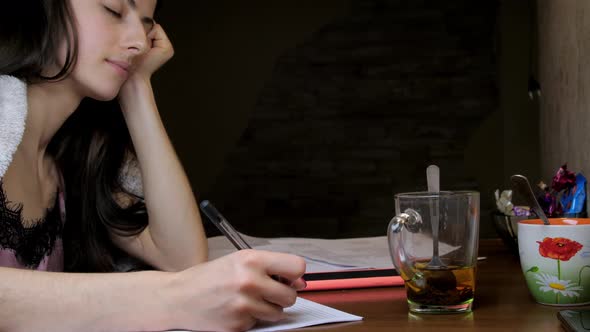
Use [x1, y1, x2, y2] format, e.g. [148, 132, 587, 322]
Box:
[405, 262, 476, 312]
[387, 191, 479, 314]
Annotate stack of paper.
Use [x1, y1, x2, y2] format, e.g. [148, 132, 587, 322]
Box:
[208, 234, 393, 272]
[208, 233, 457, 273]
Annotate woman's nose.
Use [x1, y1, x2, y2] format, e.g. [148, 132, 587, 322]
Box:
[122, 18, 148, 55]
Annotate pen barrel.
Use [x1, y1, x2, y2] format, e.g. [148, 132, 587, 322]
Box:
[200, 200, 252, 250]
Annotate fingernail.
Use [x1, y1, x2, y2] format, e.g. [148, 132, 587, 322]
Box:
[301, 278, 307, 289]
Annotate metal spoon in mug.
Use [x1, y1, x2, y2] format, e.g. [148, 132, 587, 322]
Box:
[510, 174, 551, 225]
[426, 165, 445, 268]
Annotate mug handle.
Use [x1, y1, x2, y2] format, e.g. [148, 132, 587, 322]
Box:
[387, 208, 422, 281]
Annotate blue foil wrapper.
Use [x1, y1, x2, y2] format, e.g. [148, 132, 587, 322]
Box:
[560, 173, 587, 215]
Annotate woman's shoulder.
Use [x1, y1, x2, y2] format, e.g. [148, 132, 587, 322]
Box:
[0, 75, 28, 178]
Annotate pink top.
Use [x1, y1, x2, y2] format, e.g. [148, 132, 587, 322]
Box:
[0, 184, 65, 271]
[0, 241, 63, 271]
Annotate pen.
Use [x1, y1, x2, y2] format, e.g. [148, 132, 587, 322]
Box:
[199, 200, 299, 287]
[199, 200, 251, 250]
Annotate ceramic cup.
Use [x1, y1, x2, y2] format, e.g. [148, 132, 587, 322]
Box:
[518, 218, 590, 306]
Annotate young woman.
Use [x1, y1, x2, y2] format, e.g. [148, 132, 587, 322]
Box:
[0, 1, 306, 331]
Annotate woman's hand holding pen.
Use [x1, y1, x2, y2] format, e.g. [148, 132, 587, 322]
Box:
[164, 249, 306, 332]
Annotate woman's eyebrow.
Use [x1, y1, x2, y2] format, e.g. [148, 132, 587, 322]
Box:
[126, 0, 155, 26]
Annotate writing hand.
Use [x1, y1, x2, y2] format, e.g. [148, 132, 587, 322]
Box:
[164, 250, 306, 332]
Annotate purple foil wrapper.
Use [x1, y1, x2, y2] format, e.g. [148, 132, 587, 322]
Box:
[512, 206, 531, 217]
[552, 164, 576, 192]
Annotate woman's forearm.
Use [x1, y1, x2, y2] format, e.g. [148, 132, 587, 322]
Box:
[119, 78, 207, 271]
[0, 267, 173, 332]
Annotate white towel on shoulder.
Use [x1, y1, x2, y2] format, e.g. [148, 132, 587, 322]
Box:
[0, 75, 143, 196]
[0, 75, 27, 179]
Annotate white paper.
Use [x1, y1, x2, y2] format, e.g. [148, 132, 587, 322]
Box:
[208, 234, 458, 273]
[168, 297, 362, 332]
[249, 297, 362, 332]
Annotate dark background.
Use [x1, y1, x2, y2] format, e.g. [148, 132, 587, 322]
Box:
[152, 0, 540, 239]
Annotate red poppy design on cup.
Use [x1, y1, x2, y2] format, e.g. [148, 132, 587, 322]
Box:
[536, 237, 583, 261]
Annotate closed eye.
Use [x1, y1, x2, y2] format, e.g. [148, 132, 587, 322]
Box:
[103, 5, 122, 18]
[143, 18, 155, 32]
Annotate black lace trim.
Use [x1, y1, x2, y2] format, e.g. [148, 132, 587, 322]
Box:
[0, 180, 64, 268]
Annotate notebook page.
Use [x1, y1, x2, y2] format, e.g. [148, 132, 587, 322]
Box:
[168, 297, 362, 332]
[250, 297, 362, 332]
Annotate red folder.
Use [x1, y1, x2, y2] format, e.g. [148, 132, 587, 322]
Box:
[300, 268, 404, 291]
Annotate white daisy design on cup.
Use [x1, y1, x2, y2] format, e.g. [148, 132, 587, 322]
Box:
[534, 273, 584, 297]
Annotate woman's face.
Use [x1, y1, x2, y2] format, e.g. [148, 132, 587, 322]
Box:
[65, 0, 157, 101]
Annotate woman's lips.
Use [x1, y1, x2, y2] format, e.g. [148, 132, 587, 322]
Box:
[106, 59, 130, 77]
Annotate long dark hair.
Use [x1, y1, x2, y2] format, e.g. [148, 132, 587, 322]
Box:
[0, 0, 161, 272]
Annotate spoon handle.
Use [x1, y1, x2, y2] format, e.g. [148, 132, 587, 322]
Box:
[427, 165, 442, 264]
[427, 165, 440, 192]
[510, 174, 551, 225]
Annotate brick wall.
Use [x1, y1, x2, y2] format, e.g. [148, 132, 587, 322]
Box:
[206, 0, 498, 238]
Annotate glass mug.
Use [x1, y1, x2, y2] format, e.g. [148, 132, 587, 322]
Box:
[387, 191, 480, 314]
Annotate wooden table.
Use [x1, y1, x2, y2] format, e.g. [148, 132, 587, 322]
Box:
[298, 239, 589, 331]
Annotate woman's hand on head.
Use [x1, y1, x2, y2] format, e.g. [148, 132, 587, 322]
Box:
[117, 24, 173, 111]
[125, 23, 174, 84]
[164, 250, 306, 332]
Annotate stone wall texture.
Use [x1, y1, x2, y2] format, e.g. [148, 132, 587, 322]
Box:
[206, 0, 498, 238]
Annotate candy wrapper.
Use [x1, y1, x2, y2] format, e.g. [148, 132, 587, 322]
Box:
[537, 181, 561, 217]
[513, 205, 532, 216]
[560, 173, 587, 216]
[536, 164, 587, 217]
[494, 189, 531, 216]
[495, 189, 514, 215]
[552, 164, 577, 192]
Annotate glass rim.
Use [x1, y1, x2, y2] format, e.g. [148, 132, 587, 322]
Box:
[394, 190, 479, 199]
